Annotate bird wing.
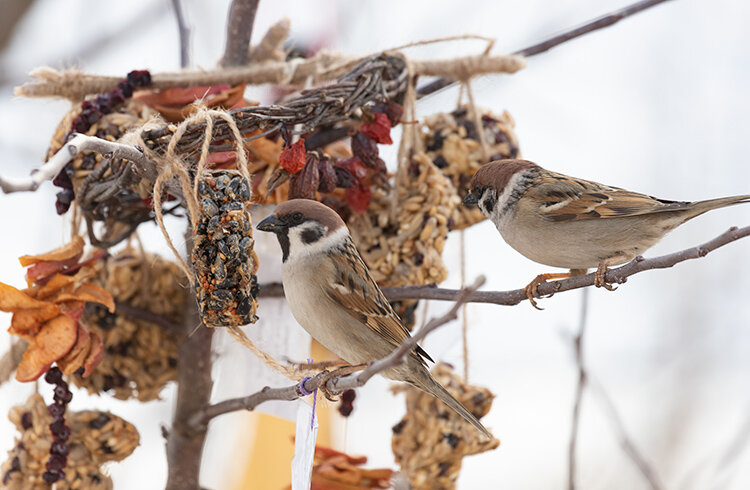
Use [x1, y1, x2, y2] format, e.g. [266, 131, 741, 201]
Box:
[323, 237, 432, 366]
[529, 170, 691, 222]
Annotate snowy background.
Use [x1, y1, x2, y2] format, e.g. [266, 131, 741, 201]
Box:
[1, 0, 749, 489]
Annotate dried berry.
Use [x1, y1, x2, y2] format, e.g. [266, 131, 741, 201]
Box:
[321, 197, 351, 222]
[360, 112, 393, 144]
[373, 101, 404, 126]
[126, 69, 152, 88]
[279, 139, 307, 174]
[48, 403, 66, 419]
[288, 154, 320, 199]
[345, 184, 371, 214]
[20, 412, 33, 430]
[44, 367, 63, 385]
[317, 157, 338, 193]
[351, 132, 379, 168]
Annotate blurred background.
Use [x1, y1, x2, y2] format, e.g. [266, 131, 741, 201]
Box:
[1, 0, 749, 488]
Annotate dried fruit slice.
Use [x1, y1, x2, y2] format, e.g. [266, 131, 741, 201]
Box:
[10, 306, 61, 337]
[0, 282, 57, 311]
[19, 236, 84, 267]
[57, 324, 92, 375]
[33, 315, 78, 366]
[82, 332, 104, 377]
[36, 274, 77, 299]
[53, 283, 115, 313]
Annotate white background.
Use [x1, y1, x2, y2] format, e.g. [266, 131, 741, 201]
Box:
[1, 1, 749, 489]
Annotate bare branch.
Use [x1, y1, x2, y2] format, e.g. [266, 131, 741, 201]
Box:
[417, 0, 674, 97]
[589, 376, 665, 490]
[258, 225, 750, 306]
[114, 301, 182, 334]
[15, 52, 522, 101]
[220, 0, 260, 67]
[188, 276, 486, 430]
[0, 134, 157, 194]
[170, 0, 191, 68]
[568, 288, 589, 490]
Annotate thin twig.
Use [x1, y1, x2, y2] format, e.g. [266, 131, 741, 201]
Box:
[0, 134, 156, 194]
[589, 376, 665, 490]
[188, 276, 486, 430]
[568, 288, 589, 490]
[417, 0, 673, 97]
[114, 301, 182, 333]
[170, 0, 191, 68]
[260, 225, 750, 306]
[220, 0, 260, 67]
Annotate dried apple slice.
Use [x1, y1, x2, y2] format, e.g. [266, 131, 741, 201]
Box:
[9, 306, 61, 337]
[58, 324, 92, 375]
[34, 315, 78, 365]
[53, 283, 115, 313]
[0, 282, 55, 311]
[82, 331, 104, 377]
[15, 350, 51, 382]
[36, 273, 77, 299]
[18, 236, 84, 267]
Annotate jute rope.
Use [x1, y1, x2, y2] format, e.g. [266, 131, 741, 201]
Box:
[129, 107, 314, 380]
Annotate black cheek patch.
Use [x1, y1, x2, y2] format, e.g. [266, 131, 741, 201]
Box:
[300, 227, 323, 244]
[482, 194, 497, 214]
[278, 230, 290, 262]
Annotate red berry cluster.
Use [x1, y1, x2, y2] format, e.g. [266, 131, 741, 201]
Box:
[42, 367, 73, 484]
[286, 101, 403, 219]
[53, 70, 152, 215]
[338, 389, 356, 417]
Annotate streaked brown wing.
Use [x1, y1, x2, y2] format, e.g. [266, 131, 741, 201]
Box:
[324, 238, 432, 366]
[529, 170, 690, 222]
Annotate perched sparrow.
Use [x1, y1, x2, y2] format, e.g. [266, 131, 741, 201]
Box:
[463, 159, 750, 308]
[257, 199, 491, 438]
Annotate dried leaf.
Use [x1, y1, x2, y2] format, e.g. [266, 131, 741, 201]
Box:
[18, 236, 84, 267]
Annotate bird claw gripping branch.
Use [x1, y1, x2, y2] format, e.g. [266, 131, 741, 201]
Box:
[191, 171, 259, 327]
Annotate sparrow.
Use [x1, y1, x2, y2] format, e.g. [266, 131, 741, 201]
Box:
[257, 199, 491, 438]
[463, 159, 750, 308]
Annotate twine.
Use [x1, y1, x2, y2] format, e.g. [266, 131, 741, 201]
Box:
[226, 326, 317, 380]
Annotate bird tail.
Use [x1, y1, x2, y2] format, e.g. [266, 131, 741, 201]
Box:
[416, 372, 493, 440]
[686, 195, 750, 220]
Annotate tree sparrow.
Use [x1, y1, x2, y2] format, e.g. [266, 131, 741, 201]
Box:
[257, 199, 491, 438]
[463, 159, 750, 308]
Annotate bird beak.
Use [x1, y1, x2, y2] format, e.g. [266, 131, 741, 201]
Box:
[463, 192, 479, 207]
[257, 214, 285, 232]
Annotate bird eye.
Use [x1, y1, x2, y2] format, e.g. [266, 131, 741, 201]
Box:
[291, 212, 304, 224]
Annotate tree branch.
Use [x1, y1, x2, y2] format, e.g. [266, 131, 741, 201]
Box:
[568, 289, 589, 490]
[220, 0, 260, 67]
[258, 225, 750, 306]
[171, 0, 191, 68]
[188, 276, 486, 430]
[0, 134, 157, 194]
[589, 376, 664, 490]
[417, 0, 673, 97]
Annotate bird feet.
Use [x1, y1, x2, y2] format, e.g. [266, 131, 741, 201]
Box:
[524, 272, 573, 310]
[317, 364, 367, 400]
[594, 255, 630, 290]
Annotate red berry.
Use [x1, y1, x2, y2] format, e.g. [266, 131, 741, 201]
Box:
[360, 113, 393, 144]
[345, 184, 371, 213]
[279, 139, 307, 174]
